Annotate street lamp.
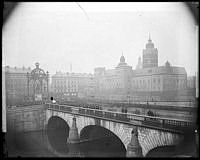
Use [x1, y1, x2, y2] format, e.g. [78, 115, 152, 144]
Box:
[127, 91, 130, 106]
[46, 71, 49, 100]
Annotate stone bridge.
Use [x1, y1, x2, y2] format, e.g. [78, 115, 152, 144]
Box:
[45, 106, 184, 157]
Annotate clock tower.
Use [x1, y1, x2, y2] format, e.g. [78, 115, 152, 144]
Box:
[142, 34, 158, 68]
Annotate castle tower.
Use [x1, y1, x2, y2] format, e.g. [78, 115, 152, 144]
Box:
[142, 34, 158, 68]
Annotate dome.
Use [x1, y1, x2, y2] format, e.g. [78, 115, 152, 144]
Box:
[31, 62, 46, 76]
[120, 55, 125, 63]
[116, 53, 128, 68]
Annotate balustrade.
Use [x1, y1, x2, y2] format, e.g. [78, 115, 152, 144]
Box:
[46, 103, 196, 132]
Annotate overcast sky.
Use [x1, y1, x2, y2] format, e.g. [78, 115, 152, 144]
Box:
[2, 2, 198, 76]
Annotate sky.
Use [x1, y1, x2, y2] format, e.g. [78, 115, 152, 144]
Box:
[2, 2, 198, 76]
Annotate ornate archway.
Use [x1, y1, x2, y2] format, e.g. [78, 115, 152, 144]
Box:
[27, 62, 49, 101]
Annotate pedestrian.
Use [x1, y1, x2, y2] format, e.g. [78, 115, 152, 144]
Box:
[50, 97, 56, 103]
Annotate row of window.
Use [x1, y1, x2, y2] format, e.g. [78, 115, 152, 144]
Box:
[53, 81, 79, 84]
[132, 78, 160, 84]
[133, 85, 161, 91]
[54, 89, 78, 93]
[104, 83, 123, 89]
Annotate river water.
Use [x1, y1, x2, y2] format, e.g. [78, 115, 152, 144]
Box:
[5, 130, 126, 157]
[5, 129, 198, 157]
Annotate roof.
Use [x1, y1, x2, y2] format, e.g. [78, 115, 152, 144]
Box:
[52, 72, 94, 78]
[105, 69, 116, 75]
[133, 66, 187, 76]
[3, 66, 31, 73]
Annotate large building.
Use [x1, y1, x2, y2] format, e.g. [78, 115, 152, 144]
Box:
[187, 76, 196, 89]
[3, 66, 31, 105]
[142, 35, 158, 69]
[186, 75, 196, 99]
[94, 54, 133, 101]
[93, 36, 195, 102]
[51, 72, 95, 100]
[131, 61, 188, 101]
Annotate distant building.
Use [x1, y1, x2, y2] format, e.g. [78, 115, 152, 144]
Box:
[3, 66, 31, 105]
[4, 63, 49, 105]
[51, 72, 94, 100]
[142, 35, 158, 69]
[94, 36, 194, 102]
[94, 54, 133, 101]
[187, 76, 196, 89]
[186, 76, 196, 100]
[79, 75, 95, 99]
[131, 61, 188, 101]
[136, 56, 142, 69]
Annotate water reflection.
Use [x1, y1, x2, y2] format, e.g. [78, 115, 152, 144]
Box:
[6, 131, 55, 157]
[6, 130, 126, 157]
[6, 129, 196, 157]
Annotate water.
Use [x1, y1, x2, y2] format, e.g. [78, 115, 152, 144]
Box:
[6, 131, 55, 157]
[5, 130, 198, 157]
[5, 130, 126, 157]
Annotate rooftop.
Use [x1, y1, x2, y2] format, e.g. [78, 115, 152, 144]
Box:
[3, 66, 31, 73]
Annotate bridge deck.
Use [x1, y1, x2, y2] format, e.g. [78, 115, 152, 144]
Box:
[46, 103, 197, 134]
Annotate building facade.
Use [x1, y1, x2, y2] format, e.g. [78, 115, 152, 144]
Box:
[94, 54, 133, 101]
[4, 63, 49, 106]
[4, 66, 32, 105]
[187, 76, 196, 89]
[131, 61, 188, 101]
[186, 76, 196, 100]
[142, 36, 158, 69]
[51, 72, 95, 101]
[93, 36, 194, 102]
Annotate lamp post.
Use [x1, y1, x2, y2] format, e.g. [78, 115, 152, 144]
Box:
[27, 72, 29, 99]
[151, 73, 153, 102]
[127, 91, 130, 106]
[46, 71, 49, 100]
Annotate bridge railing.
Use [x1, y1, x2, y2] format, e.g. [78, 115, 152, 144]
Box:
[45, 103, 196, 131]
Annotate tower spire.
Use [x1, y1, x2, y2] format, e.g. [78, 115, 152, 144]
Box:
[70, 63, 72, 73]
[148, 32, 151, 41]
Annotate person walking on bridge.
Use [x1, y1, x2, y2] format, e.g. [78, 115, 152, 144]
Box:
[50, 97, 56, 104]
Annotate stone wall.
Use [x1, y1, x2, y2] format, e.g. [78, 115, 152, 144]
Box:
[6, 105, 46, 133]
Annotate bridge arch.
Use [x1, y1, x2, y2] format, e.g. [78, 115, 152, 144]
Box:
[146, 145, 177, 157]
[47, 116, 70, 154]
[45, 108, 186, 157]
[138, 127, 182, 156]
[79, 125, 126, 157]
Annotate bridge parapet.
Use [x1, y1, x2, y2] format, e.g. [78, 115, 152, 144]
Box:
[45, 103, 196, 134]
[45, 103, 195, 157]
